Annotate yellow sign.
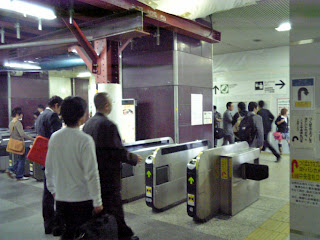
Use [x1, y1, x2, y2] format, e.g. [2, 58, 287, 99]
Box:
[221, 158, 228, 179]
[188, 194, 195, 206]
[295, 102, 311, 107]
[291, 159, 320, 182]
[146, 186, 152, 197]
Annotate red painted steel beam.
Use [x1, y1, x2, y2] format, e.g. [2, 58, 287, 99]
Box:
[62, 18, 99, 73]
[77, 0, 221, 43]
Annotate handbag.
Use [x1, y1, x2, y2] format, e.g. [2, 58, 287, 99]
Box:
[6, 121, 25, 155]
[27, 136, 49, 166]
[273, 132, 283, 140]
[74, 213, 118, 240]
[214, 128, 225, 140]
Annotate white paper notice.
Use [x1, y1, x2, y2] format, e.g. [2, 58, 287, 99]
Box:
[291, 179, 320, 207]
[191, 94, 203, 126]
[203, 111, 212, 124]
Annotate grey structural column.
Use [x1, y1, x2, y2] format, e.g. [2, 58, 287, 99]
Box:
[173, 32, 179, 143]
[7, 72, 11, 125]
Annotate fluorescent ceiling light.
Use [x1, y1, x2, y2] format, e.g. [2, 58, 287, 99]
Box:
[77, 72, 91, 78]
[275, 22, 291, 32]
[4, 62, 41, 70]
[0, 0, 56, 20]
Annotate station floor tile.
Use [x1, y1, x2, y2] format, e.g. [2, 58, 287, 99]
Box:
[0, 152, 289, 240]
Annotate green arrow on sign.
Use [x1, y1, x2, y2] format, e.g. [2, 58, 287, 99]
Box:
[147, 171, 152, 178]
[188, 177, 194, 184]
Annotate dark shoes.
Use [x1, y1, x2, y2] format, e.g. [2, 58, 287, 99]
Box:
[45, 224, 64, 236]
[119, 236, 139, 240]
[276, 156, 281, 162]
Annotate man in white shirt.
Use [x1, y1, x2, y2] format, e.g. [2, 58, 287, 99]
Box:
[45, 96, 103, 240]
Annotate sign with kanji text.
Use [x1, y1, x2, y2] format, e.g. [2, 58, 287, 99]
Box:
[291, 116, 314, 149]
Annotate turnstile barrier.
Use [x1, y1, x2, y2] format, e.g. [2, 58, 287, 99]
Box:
[121, 137, 174, 202]
[145, 140, 210, 211]
[187, 142, 269, 222]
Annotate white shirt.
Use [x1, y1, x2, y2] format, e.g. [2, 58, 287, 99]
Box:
[281, 115, 288, 123]
[45, 127, 102, 207]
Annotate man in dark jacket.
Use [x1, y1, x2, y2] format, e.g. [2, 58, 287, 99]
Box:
[257, 100, 281, 161]
[232, 102, 248, 141]
[83, 92, 141, 240]
[36, 96, 63, 235]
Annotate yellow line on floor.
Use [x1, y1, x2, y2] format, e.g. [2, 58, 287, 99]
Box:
[245, 203, 290, 240]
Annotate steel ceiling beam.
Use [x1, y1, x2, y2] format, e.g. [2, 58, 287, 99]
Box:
[78, 0, 221, 43]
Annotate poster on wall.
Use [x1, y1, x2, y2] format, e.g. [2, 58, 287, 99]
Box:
[121, 99, 136, 144]
[277, 98, 290, 117]
[191, 94, 203, 125]
[291, 115, 314, 149]
[291, 159, 320, 207]
[203, 111, 212, 124]
[291, 78, 315, 110]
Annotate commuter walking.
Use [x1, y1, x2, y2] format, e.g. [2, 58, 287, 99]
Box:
[36, 96, 63, 236]
[83, 92, 142, 240]
[258, 101, 281, 161]
[232, 102, 248, 141]
[247, 102, 264, 149]
[6, 107, 35, 180]
[45, 96, 103, 240]
[223, 102, 235, 145]
[213, 105, 222, 147]
[275, 108, 290, 155]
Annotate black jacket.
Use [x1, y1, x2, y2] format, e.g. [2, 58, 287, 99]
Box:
[35, 109, 62, 138]
[275, 116, 289, 133]
[258, 108, 274, 134]
[83, 113, 138, 194]
[232, 110, 248, 126]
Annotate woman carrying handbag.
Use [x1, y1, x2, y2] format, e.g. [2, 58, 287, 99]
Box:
[6, 107, 35, 180]
[274, 108, 290, 155]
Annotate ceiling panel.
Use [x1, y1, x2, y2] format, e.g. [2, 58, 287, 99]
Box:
[211, 0, 289, 55]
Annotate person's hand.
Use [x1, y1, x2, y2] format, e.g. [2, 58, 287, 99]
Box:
[137, 155, 143, 164]
[94, 205, 103, 214]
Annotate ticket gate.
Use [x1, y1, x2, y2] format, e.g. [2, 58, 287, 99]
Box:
[121, 137, 174, 202]
[186, 142, 269, 222]
[0, 136, 9, 172]
[145, 140, 210, 211]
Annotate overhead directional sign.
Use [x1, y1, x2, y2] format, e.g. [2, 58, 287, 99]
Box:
[276, 80, 285, 89]
[213, 85, 219, 95]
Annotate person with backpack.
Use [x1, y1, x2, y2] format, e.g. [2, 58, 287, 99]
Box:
[232, 102, 248, 141]
[258, 101, 281, 161]
[238, 102, 264, 149]
[223, 102, 235, 145]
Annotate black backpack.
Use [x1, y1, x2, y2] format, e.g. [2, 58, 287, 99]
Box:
[214, 128, 225, 140]
[238, 115, 256, 144]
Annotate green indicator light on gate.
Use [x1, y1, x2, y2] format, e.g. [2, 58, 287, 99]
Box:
[188, 177, 194, 184]
[147, 171, 152, 178]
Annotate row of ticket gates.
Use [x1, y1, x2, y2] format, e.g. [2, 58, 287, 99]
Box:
[0, 129, 269, 222]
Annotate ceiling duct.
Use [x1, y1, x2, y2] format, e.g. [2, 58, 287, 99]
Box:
[138, 0, 258, 20]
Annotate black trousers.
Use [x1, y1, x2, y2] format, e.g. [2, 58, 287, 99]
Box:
[263, 132, 280, 158]
[102, 191, 134, 239]
[56, 200, 93, 240]
[43, 174, 55, 229]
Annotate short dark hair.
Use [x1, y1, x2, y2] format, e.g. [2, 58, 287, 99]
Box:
[94, 92, 110, 111]
[238, 102, 246, 111]
[213, 106, 217, 110]
[248, 102, 258, 112]
[258, 101, 265, 108]
[12, 107, 23, 117]
[33, 111, 40, 117]
[281, 108, 288, 115]
[61, 97, 87, 127]
[37, 104, 45, 110]
[226, 102, 233, 109]
[48, 96, 63, 108]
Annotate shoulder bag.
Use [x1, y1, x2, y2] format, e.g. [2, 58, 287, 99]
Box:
[6, 121, 25, 155]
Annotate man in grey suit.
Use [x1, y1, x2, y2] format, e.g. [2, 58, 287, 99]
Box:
[223, 102, 234, 145]
[247, 102, 264, 149]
